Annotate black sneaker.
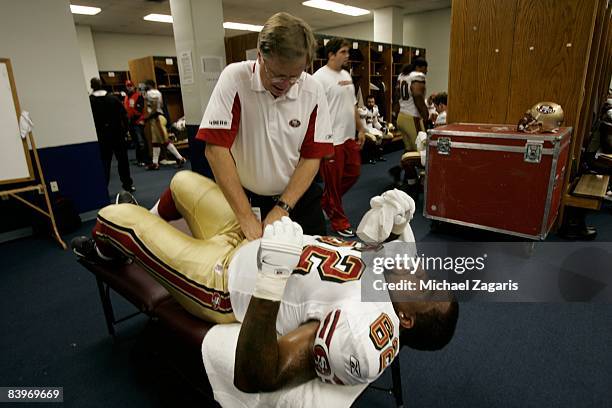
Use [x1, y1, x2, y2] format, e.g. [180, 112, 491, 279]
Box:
[71, 236, 101, 263]
[115, 191, 139, 205]
[336, 228, 356, 238]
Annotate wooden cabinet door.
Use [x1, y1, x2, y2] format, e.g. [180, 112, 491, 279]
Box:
[448, 0, 518, 123]
[505, 0, 598, 128]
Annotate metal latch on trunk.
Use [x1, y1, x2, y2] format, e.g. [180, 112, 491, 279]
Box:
[524, 141, 543, 163]
[437, 137, 451, 155]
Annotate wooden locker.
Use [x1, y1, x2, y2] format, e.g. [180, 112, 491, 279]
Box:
[448, 0, 518, 123]
[506, 0, 598, 130]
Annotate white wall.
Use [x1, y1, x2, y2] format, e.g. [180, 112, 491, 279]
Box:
[75, 25, 100, 92]
[403, 8, 451, 96]
[0, 0, 96, 148]
[317, 21, 373, 41]
[93, 32, 177, 71]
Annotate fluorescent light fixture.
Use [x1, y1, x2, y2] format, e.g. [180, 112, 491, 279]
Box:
[143, 13, 173, 23]
[223, 22, 263, 32]
[302, 0, 369, 16]
[70, 4, 101, 15]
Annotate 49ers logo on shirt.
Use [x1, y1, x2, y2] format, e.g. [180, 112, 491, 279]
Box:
[313, 345, 331, 376]
[289, 119, 301, 128]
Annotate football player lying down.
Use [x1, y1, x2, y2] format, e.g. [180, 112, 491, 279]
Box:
[71, 170, 458, 392]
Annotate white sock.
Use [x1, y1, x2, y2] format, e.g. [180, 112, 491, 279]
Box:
[166, 142, 182, 160]
[152, 147, 161, 164]
[150, 199, 160, 216]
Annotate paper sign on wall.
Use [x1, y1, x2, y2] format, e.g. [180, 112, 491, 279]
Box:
[179, 51, 194, 85]
[201, 56, 223, 73]
[108, 72, 115, 77]
[323, 39, 329, 46]
[378, 45, 383, 52]
[353, 42, 358, 49]
[165, 58, 174, 65]
[398, 48, 403, 55]
[415, 49, 420, 56]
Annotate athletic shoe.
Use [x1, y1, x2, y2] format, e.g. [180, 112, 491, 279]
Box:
[71, 236, 101, 263]
[176, 157, 187, 168]
[115, 191, 139, 205]
[147, 163, 160, 171]
[336, 228, 356, 238]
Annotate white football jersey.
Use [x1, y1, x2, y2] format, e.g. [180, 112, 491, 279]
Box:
[228, 235, 400, 385]
[397, 71, 426, 117]
[358, 105, 383, 136]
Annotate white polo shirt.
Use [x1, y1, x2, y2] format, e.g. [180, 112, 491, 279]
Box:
[312, 66, 357, 146]
[197, 60, 334, 196]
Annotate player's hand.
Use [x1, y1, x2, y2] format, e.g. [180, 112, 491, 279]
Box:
[357, 129, 366, 150]
[238, 212, 263, 241]
[254, 217, 304, 301]
[381, 189, 415, 235]
[263, 205, 288, 227]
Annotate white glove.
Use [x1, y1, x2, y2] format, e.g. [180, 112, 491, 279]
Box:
[253, 216, 304, 301]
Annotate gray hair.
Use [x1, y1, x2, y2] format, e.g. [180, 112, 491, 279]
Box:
[258, 12, 316, 64]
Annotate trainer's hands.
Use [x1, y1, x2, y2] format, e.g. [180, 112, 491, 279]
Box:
[253, 217, 304, 301]
[238, 212, 263, 241]
[263, 205, 288, 228]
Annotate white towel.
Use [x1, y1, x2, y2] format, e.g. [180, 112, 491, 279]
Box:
[19, 111, 33, 139]
[416, 131, 428, 166]
[202, 324, 368, 408]
[356, 189, 416, 244]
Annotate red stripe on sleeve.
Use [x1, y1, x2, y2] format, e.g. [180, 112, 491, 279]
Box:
[300, 105, 334, 159]
[196, 93, 241, 148]
[325, 310, 341, 348]
[319, 311, 332, 340]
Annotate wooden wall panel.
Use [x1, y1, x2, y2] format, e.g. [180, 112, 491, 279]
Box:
[225, 33, 259, 64]
[506, 0, 598, 128]
[447, 0, 517, 123]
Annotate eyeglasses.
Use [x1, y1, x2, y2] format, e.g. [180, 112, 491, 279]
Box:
[262, 59, 302, 85]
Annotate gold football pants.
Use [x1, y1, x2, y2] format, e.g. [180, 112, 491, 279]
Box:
[397, 112, 424, 151]
[94, 171, 245, 323]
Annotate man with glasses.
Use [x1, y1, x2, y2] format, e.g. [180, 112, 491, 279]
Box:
[197, 12, 333, 240]
[313, 38, 366, 238]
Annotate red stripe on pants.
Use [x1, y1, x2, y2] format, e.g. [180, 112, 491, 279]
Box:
[320, 139, 361, 231]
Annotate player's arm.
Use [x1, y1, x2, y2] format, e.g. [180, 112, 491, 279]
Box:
[411, 81, 429, 121]
[355, 106, 366, 147]
[234, 300, 319, 392]
[234, 217, 314, 392]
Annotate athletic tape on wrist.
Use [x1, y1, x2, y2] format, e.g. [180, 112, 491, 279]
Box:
[253, 271, 291, 302]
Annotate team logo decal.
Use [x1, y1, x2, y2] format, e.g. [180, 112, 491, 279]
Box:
[289, 119, 301, 128]
[350, 355, 361, 377]
[538, 105, 554, 114]
[211, 293, 221, 310]
[313, 345, 331, 376]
